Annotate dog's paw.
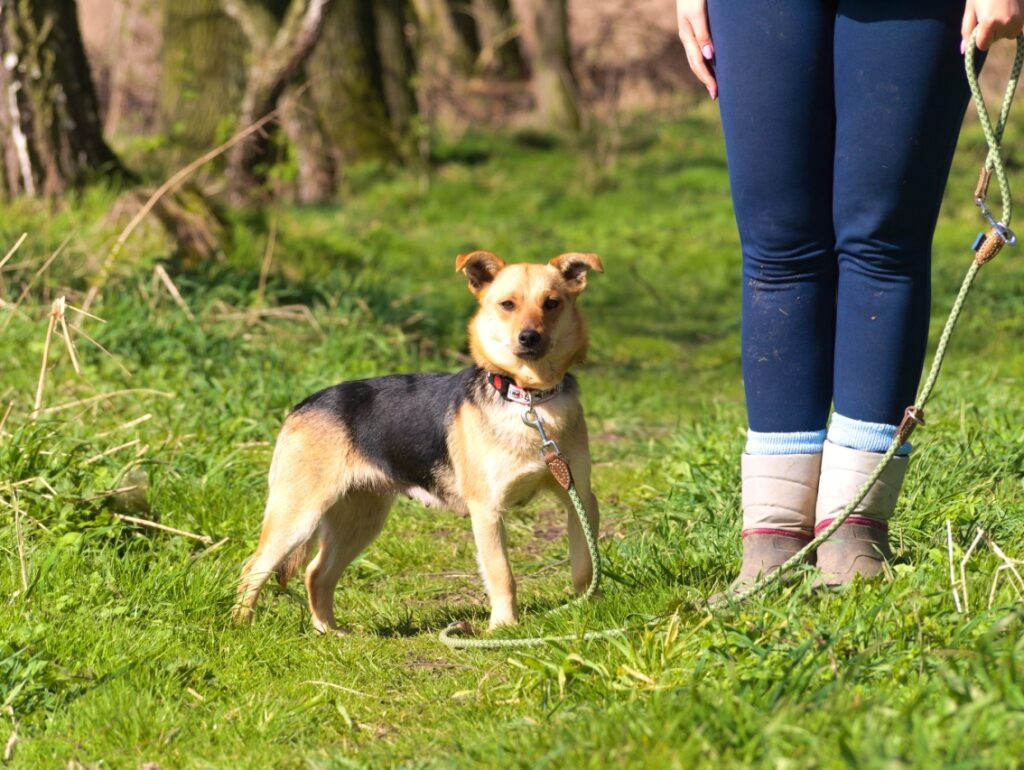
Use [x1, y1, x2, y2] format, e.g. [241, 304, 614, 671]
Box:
[487, 614, 518, 632]
[312, 619, 352, 636]
[231, 605, 254, 626]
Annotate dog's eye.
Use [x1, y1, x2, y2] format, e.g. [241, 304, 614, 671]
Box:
[543, 298, 561, 311]
[500, 300, 516, 311]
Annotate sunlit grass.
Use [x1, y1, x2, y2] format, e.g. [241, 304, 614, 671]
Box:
[2, 107, 1023, 768]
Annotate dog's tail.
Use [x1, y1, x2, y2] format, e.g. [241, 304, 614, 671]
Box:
[275, 537, 316, 588]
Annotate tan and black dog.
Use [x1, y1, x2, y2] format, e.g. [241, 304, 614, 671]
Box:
[233, 251, 603, 633]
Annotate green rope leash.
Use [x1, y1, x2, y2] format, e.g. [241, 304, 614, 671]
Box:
[439, 30, 1021, 648]
[438, 478, 626, 649]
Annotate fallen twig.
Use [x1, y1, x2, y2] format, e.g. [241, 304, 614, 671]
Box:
[112, 512, 213, 545]
[189, 536, 230, 562]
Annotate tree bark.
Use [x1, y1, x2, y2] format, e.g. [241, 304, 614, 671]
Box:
[472, 0, 525, 79]
[410, 0, 473, 77]
[160, 0, 247, 159]
[226, 0, 331, 204]
[306, 0, 398, 165]
[221, 0, 335, 203]
[523, 0, 579, 133]
[373, 0, 418, 143]
[0, 0, 124, 197]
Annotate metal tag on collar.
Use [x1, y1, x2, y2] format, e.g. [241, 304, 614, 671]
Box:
[522, 405, 561, 457]
[506, 382, 531, 404]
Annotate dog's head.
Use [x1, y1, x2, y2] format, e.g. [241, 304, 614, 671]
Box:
[455, 251, 603, 390]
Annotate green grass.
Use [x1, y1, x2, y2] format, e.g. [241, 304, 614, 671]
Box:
[2, 107, 1024, 769]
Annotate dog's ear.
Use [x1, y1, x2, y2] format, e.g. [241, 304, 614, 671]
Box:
[455, 251, 506, 296]
[549, 252, 604, 295]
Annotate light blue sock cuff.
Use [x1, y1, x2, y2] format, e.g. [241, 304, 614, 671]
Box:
[828, 412, 912, 455]
[745, 429, 827, 456]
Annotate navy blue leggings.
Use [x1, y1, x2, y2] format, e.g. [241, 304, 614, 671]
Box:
[709, 0, 972, 433]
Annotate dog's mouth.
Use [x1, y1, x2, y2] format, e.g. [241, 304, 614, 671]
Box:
[513, 348, 545, 360]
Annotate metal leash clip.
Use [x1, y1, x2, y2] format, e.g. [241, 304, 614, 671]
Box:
[976, 202, 1017, 246]
[522, 404, 561, 457]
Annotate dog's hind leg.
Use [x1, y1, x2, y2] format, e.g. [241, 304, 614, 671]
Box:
[232, 489, 327, 625]
[306, 492, 393, 633]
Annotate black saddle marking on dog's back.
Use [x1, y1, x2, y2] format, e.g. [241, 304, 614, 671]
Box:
[293, 368, 483, 492]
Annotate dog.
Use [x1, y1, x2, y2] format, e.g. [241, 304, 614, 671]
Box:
[232, 251, 603, 633]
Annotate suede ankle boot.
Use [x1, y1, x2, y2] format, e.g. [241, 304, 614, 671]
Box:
[814, 441, 908, 586]
[711, 452, 821, 602]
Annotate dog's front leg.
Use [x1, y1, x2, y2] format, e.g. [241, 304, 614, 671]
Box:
[468, 501, 517, 629]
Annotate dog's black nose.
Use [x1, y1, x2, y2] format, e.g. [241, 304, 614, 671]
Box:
[518, 329, 542, 348]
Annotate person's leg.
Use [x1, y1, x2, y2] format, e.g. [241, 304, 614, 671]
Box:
[821, 0, 971, 580]
[708, 0, 838, 591]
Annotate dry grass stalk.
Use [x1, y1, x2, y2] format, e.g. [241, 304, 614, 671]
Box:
[1, 233, 73, 332]
[959, 528, 986, 613]
[153, 264, 195, 321]
[96, 413, 152, 438]
[31, 301, 59, 415]
[0, 233, 28, 284]
[257, 215, 277, 303]
[83, 439, 142, 466]
[947, 520, 963, 613]
[0, 400, 13, 440]
[212, 303, 323, 336]
[112, 512, 213, 544]
[13, 490, 28, 593]
[32, 297, 101, 415]
[949, 525, 1024, 613]
[40, 389, 174, 415]
[3, 730, 16, 763]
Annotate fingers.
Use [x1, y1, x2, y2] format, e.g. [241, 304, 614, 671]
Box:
[964, 1, 1024, 52]
[962, 4, 978, 52]
[676, 0, 717, 99]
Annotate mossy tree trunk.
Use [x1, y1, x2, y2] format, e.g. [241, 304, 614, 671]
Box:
[221, 0, 335, 203]
[307, 0, 408, 166]
[226, 0, 330, 204]
[160, 0, 247, 160]
[523, 0, 579, 133]
[0, 0, 124, 198]
[373, 0, 418, 145]
[472, 0, 525, 79]
[410, 0, 473, 78]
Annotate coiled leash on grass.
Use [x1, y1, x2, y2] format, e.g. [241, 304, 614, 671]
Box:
[439, 30, 1023, 649]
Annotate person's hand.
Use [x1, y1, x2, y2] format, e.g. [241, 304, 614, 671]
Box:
[963, 0, 1024, 51]
[677, 0, 717, 99]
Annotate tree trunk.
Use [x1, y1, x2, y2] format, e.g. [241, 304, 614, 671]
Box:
[410, 0, 473, 77]
[373, 0, 418, 144]
[523, 0, 579, 133]
[306, 0, 397, 166]
[226, 0, 331, 204]
[160, 0, 247, 159]
[221, 0, 335, 203]
[472, 0, 525, 79]
[0, 0, 124, 197]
